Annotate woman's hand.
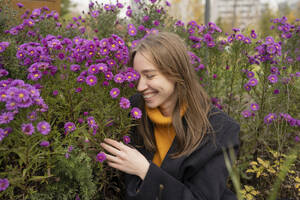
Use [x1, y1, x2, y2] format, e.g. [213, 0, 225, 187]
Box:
[100, 138, 150, 180]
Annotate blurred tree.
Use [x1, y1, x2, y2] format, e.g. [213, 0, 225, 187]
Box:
[169, 0, 204, 24]
[258, 3, 275, 38]
[188, 0, 204, 24]
[60, 0, 77, 17]
[278, 2, 295, 23]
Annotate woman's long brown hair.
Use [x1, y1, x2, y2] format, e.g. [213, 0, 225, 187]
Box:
[130, 32, 212, 158]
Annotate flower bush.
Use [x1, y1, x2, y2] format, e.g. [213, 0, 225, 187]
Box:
[0, 0, 299, 199]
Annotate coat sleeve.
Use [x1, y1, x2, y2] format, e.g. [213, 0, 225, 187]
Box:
[124, 119, 240, 200]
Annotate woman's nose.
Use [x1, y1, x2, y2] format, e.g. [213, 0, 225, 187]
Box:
[137, 77, 147, 92]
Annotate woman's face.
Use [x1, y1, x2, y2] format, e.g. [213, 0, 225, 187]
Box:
[133, 52, 176, 116]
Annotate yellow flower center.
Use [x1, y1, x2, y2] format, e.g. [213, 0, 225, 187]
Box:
[19, 93, 24, 98]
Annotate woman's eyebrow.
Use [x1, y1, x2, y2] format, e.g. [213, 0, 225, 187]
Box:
[141, 69, 157, 73]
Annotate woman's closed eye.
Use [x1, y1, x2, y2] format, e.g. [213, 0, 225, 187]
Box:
[145, 74, 155, 79]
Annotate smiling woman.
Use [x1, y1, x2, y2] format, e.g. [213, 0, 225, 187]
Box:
[101, 32, 240, 200]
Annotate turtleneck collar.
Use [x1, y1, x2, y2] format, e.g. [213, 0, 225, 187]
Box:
[145, 104, 187, 125]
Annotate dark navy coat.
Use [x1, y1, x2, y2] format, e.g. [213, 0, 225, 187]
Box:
[125, 94, 240, 200]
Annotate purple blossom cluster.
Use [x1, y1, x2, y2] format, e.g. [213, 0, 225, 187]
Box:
[254, 36, 282, 63]
[226, 28, 254, 45]
[6, 7, 60, 36]
[241, 103, 260, 118]
[0, 42, 10, 53]
[0, 79, 50, 141]
[271, 16, 299, 39]
[186, 21, 222, 48]
[0, 178, 9, 191]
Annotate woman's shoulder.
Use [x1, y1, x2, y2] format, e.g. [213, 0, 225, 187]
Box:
[206, 106, 240, 148]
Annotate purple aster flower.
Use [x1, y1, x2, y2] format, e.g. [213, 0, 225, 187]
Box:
[17, 3, 24, 8]
[4, 127, 12, 135]
[110, 88, 120, 98]
[105, 71, 113, 80]
[75, 87, 82, 93]
[21, 123, 35, 135]
[68, 145, 73, 152]
[0, 69, 9, 77]
[243, 37, 251, 44]
[153, 20, 160, 26]
[99, 39, 108, 47]
[97, 63, 108, 72]
[104, 4, 111, 11]
[270, 66, 278, 74]
[250, 103, 259, 111]
[130, 107, 142, 119]
[0, 42, 10, 53]
[247, 71, 255, 78]
[265, 36, 274, 44]
[114, 73, 125, 83]
[77, 76, 85, 83]
[0, 112, 14, 124]
[37, 121, 51, 135]
[295, 136, 300, 142]
[273, 89, 280, 94]
[29, 71, 42, 81]
[206, 41, 215, 47]
[91, 10, 99, 18]
[268, 74, 278, 84]
[125, 72, 135, 82]
[267, 45, 276, 54]
[87, 116, 97, 128]
[250, 30, 257, 39]
[65, 153, 70, 158]
[88, 64, 99, 74]
[86, 75, 97, 86]
[52, 90, 58, 96]
[143, 15, 150, 22]
[248, 78, 258, 87]
[96, 152, 106, 162]
[126, 9, 132, 17]
[128, 27, 137, 36]
[78, 118, 84, 124]
[0, 178, 9, 191]
[27, 111, 37, 121]
[107, 59, 116, 67]
[70, 64, 80, 72]
[40, 141, 50, 147]
[264, 113, 277, 124]
[120, 97, 130, 109]
[235, 34, 244, 40]
[100, 47, 109, 56]
[64, 122, 76, 133]
[242, 110, 251, 118]
[123, 135, 131, 144]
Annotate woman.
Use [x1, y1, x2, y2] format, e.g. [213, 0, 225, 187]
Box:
[101, 32, 240, 200]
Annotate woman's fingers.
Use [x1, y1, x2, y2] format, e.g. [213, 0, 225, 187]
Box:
[105, 154, 122, 164]
[104, 138, 127, 151]
[100, 142, 122, 156]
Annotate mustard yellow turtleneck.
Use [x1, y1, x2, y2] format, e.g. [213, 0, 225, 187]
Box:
[145, 105, 186, 167]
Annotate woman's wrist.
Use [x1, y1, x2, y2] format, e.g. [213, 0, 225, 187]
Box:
[139, 161, 150, 180]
